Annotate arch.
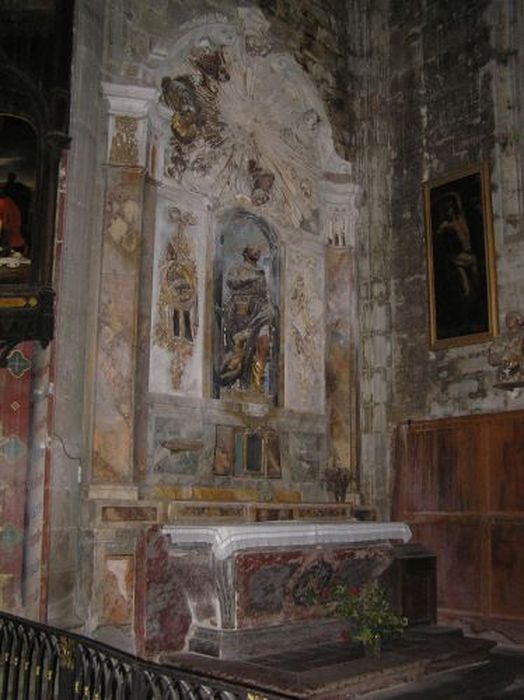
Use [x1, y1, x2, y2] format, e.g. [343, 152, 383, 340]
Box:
[0, 65, 49, 137]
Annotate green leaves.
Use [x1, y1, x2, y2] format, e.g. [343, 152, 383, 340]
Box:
[330, 581, 408, 647]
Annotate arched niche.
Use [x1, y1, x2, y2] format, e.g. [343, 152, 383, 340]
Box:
[213, 209, 280, 404]
[0, 115, 37, 283]
[0, 64, 71, 364]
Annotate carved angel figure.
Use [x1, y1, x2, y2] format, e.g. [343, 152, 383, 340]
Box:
[161, 76, 201, 144]
[489, 311, 524, 387]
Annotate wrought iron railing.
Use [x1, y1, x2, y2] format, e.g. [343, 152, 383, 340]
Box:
[0, 611, 288, 700]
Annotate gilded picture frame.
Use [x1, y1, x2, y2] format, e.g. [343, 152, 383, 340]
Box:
[423, 162, 498, 349]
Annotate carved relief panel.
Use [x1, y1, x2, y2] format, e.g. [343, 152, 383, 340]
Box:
[285, 248, 325, 415]
[150, 201, 203, 396]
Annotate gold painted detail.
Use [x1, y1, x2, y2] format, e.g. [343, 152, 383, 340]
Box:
[247, 693, 268, 700]
[110, 116, 138, 166]
[58, 635, 75, 671]
[0, 296, 34, 308]
[154, 207, 198, 390]
[251, 357, 265, 391]
[47, 669, 54, 681]
[74, 679, 81, 693]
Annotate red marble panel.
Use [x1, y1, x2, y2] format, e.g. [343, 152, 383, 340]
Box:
[213, 425, 234, 476]
[235, 545, 394, 629]
[491, 520, 524, 617]
[410, 520, 483, 613]
[101, 555, 134, 625]
[135, 528, 216, 657]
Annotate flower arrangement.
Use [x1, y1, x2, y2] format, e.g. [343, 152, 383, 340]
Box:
[321, 463, 354, 503]
[331, 581, 408, 657]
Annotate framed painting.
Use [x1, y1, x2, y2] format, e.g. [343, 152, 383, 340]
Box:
[423, 162, 498, 349]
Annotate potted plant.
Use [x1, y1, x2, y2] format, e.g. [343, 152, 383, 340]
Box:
[331, 581, 408, 658]
[321, 463, 354, 503]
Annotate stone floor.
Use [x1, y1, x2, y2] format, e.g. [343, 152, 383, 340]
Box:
[167, 626, 524, 699]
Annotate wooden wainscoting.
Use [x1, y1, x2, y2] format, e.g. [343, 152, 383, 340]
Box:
[392, 410, 524, 642]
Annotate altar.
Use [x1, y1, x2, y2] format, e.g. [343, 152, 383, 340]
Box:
[87, 12, 437, 659]
[134, 520, 434, 659]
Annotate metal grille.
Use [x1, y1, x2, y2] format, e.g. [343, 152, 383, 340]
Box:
[0, 612, 286, 700]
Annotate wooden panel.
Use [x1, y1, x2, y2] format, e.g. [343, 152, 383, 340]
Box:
[394, 410, 524, 639]
[404, 423, 486, 514]
[411, 520, 483, 613]
[488, 417, 524, 512]
[491, 521, 524, 617]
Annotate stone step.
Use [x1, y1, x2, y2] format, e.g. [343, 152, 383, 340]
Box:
[166, 627, 505, 699]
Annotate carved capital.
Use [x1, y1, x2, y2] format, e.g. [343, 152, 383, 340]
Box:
[102, 83, 157, 168]
[322, 179, 361, 248]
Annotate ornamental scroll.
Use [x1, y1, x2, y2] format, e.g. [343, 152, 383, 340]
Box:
[154, 207, 198, 390]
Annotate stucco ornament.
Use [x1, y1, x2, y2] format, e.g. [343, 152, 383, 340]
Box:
[158, 25, 334, 229]
[489, 311, 524, 389]
[109, 116, 139, 166]
[289, 252, 323, 401]
[154, 207, 198, 389]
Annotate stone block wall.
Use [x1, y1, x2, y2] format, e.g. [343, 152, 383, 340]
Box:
[351, 0, 524, 516]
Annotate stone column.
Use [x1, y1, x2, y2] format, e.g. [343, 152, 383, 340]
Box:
[89, 84, 155, 499]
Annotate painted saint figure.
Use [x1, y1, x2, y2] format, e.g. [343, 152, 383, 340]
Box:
[431, 186, 488, 339]
[435, 191, 479, 301]
[220, 245, 274, 392]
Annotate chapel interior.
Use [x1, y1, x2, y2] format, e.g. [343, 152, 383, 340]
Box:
[1, 0, 524, 697]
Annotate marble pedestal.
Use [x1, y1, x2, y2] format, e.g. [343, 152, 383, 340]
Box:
[136, 521, 416, 659]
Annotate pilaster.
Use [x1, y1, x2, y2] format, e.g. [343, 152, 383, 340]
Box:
[90, 84, 155, 493]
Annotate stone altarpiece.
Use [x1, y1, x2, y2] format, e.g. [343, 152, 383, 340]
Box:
[89, 9, 365, 651]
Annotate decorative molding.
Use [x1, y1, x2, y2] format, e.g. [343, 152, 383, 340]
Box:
[109, 116, 139, 166]
[163, 521, 412, 561]
[102, 83, 157, 168]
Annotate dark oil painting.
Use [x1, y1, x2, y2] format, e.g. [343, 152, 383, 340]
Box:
[423, 163, 498, 348]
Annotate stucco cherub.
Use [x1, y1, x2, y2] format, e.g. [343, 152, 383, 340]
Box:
[489, 311, 524, 387]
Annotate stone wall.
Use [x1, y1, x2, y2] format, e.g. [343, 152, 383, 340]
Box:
[49, 0, 107, 627]
[352, 0, 524, 516]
